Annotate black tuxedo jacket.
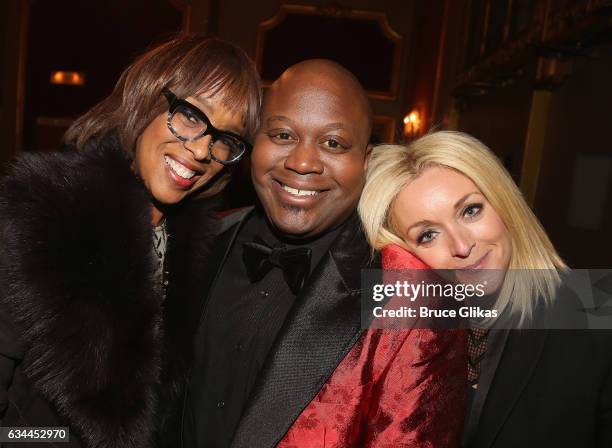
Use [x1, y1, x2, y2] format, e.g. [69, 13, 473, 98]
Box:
[464, 329, 612, 448]
[179, 208, 378, 448]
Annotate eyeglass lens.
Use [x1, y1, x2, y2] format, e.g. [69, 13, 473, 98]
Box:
[170, 104, 244, 162]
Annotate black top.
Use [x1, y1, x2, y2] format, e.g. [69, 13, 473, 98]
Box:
[462, 286, 612, 447]
[194, 209, 341, 448]
[464, 329, 509, 445]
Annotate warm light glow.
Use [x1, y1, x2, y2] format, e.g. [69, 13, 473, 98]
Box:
[403, 110, 421, 137]
[50, 71, 85, 86]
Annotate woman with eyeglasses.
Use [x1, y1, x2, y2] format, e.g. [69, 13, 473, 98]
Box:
[0, 35, 261, 447]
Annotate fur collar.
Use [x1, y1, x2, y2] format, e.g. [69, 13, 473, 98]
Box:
[0, 136, 217, 447]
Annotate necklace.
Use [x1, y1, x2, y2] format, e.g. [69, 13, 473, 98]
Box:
[153, 220, 168, 297]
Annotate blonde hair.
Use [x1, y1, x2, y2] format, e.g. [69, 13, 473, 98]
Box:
[358, 130, 567, 320]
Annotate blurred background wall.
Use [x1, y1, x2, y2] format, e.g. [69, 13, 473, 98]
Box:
[1, 0, 611, 267]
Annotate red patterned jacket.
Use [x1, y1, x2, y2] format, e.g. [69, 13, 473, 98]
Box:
[278, 245, 467, 447]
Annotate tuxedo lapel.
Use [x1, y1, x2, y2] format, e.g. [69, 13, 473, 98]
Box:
[182, 207, 254, 445]
[195, 206, 254, 316]
[471, 330, 548, 447]
[230, 214, 375, 448]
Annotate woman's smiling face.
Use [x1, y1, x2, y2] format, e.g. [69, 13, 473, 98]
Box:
[391, 166, 512, 271]
[134, 93, 245, 209]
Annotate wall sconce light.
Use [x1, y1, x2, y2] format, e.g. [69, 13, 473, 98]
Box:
[403, 110, 420, 138]
[50, 71, 86, 86]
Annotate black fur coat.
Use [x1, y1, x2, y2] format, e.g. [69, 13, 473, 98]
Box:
[0, 136, 217, 447]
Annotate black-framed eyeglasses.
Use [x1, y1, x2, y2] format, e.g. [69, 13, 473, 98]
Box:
[162, 88, 251, 165]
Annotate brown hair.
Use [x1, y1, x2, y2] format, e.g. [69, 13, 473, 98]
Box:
[64, 34, 261, 195]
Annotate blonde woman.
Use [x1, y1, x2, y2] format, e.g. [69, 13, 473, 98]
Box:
[358, 130, 612, 448]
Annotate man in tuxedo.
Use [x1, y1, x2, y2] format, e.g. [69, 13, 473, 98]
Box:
[182, 59, 374, 447]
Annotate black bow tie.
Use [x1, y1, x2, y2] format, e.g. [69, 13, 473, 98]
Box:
[242, 237, 312, 295]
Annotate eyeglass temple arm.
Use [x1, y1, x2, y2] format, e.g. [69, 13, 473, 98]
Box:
[161, 88, 176, 104]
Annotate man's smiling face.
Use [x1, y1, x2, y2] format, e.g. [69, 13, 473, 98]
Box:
[251, 61, 372, 239]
